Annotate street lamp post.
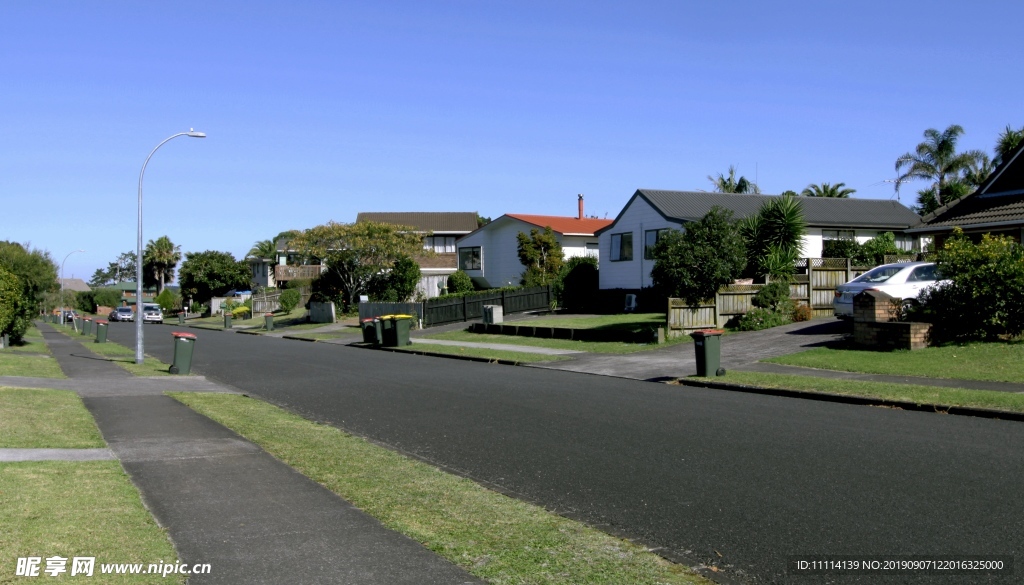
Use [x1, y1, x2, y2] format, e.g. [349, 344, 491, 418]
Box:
[60, 249, 86, 325]
[136, 129, 205, 364]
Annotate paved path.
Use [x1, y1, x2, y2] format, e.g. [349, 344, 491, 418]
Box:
[30, 324, 482, 585]
[0, 448, 115, 461]
[104, 322, 1024, 585]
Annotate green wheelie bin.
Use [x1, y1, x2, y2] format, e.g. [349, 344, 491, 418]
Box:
[170, 331, 198, 375]
[381, 314, 414, 347]
[82, 318, 92, 336]
[223, 313, 232, 329]
[94, 319, 108, 343]
[361, 317, 382, 345]
[690, 329, 725, 377]
[264, 313, 274, 331]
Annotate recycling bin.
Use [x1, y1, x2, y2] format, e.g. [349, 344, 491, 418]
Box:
[381, 314, 414, 347]
[690, 329, 725, 377]
[265, 313, 274, 331]
[82, 319, 92, 336]
[224, 313, 232, 329]
[361, 317, 382, 345]
[178, 312, 186, 325]
[94, 320, 108, 343]
[170, 331, 198, 375]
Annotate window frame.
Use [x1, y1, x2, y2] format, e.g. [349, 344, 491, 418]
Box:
[458, 246, 481, 270]
[643, 228, 669, 260]
[610, 232, 633, 262]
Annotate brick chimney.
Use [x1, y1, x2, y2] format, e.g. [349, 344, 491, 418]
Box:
[578, 194, 584, 219]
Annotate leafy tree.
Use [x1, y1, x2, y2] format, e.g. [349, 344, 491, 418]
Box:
[476, 214, 492, 228]
[143, 236, 181, 294]
[292, 221, 425, 311]
[995, 124, 1024, 164]
[895, 125, 987, 213]
[650, 207, 746, 306]
[779, 190, 799, 198]
[707, 165, 760, 194]
[801, 182, 855, 198]
[154, 288, 181, 312]
[516, 227, 564, 287]
[739, 194, 806, 280]
[856, 232, 900, 266]
[555, 256, 599, 312]
[178, 250, 251, 306]
[0, 241, 58, 310]
[367, 255, 421, 302]
[446, 270, 474, 294]
[0, 267, 31, 343]
[89, 251, 136, 287]
[76, 288, 122, 313]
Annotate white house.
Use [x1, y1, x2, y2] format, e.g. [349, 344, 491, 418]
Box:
[598, 189, 923, 290]
[456, 197, 613, 288]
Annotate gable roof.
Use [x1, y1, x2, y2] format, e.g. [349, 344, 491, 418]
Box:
[599, 189, 921, 234]
[355, 212, 479, 233]
[910, 143, 1024, 233]
[59, 278, 91, 292]
[504, 214, 612, 236]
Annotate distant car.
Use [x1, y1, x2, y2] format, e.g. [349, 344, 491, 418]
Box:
[61, 309, 78, 323]
[142, 304, 163, 324]
[109, 307, 135, 322]
[833, 261, 945, 319]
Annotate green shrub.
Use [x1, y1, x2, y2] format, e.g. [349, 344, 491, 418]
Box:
[651, 207, 746, 306]
[752, 280, 794, 313]
[279, 288, 300, 313]
[368, 255, 420, 302]
[0, 267, 31, 342]
[154, 288, 180, 312]
[856, 232, 900, 266]
[446, 270, 474, 294]
[555, 256, 599, 312]
[231, 306, 251, 319]
[286, 278, 312, 290]
[822, 239, 860, 260]
[736, 307, 792, 331]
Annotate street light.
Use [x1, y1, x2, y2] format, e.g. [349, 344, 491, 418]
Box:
[136, 129, 205, 364]
[60, 249, 86, 325]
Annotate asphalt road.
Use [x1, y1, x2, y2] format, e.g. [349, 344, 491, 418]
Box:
[109, 323, 1024, 584]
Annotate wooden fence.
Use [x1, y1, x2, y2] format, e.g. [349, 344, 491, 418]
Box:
[667, 258, 870, 338]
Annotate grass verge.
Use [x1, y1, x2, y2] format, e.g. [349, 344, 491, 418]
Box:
[698, 371, 1024, 414]
[764, 342, 1024, 383]
[170, 392, 708, 585]
[0, 461, 183, 584]
[427, 330, 691, 354]
[0, 353, 65, 379]
[394, 343, 569, 363]
[288, 328, 362, 341]
[3, 325, 50, 355]
[49, 326, 172, 377]
[0, 388, 105, 448]
[521, 313, 667, 331]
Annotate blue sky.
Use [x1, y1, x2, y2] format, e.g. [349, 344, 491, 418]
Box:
[3, 1, 1021, 282]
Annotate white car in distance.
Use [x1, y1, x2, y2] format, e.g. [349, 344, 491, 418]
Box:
[833, 261, 945, 319]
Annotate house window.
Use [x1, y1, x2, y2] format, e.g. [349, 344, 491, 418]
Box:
[459, 246, 481, 270]
[424, 236, 456, 253]
[610, 233, 633, 262]
[644, 229, 669, 260]
[822, 229, 856, 240]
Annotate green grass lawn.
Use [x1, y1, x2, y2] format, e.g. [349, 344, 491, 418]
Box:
[0, 353, 65, 378]
[0, 461, 184, 585]
[171, 392, 709, 585]
[396, 342, 569, 363]
[49, 326, 172, 377]
[427, 329, 691, 354]
[765, 341, 1024, 383]
[288, 328, 362, 341]
[0, 388, 105, 448]
[4, 325, 50, 355]
[693, 371, 1024, 414]
[522, 312, 667, 331]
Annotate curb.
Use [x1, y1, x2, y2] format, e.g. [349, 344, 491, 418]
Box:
[281, 335, 318, 343]
[366, 344, 522, 366]
[677, 378, 1024, 422]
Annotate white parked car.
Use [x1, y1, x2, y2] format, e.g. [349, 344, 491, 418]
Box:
[109, 306, 135, 322]
[141, 303, 164, 324]
[833, 261, 945, 319]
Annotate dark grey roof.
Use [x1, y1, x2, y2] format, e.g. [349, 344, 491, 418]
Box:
[632, 190, 921, 229]
[355, 212, 478, 233]
[912, 142, 1024, 233]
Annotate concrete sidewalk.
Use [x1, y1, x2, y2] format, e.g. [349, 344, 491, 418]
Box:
[32, 324, 482, 585]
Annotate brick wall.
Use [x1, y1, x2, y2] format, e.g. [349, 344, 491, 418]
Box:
[852, 290, 931, 350]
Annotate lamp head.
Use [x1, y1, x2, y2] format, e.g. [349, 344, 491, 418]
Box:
[187, 128, 206, 138]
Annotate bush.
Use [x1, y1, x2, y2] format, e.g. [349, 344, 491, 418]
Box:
[914, 229, 1024, 342]
[555, 256, 599, 312]
[736, 307, 792, 331]
[286, 278, 313, 290]
[752, 280, 794, 313]
[279, 288, 300, 313]
[154, 288, 180, 312]
[856, 232, 900, 266]
[0, 267, 31, 343]
[231, 306, 251, 319]
[792, 303, 813, 322]
[822, 239, 860, 260]
[651, 207, 746, 306]
[368, 256, 420, 302]
[446, 270, 474, 295]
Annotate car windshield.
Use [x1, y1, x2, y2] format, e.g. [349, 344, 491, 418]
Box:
[117, 308, 132, 313]
[851, 265, 905, 284]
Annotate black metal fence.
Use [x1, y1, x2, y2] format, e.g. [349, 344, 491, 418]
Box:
[422, 286, 552, 327]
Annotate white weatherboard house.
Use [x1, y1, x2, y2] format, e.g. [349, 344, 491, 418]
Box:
[598, 189, 922, 290]
[456, 197, 613, 288]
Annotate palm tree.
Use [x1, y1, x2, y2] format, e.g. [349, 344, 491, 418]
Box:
[995, 124, 1024, 164]
[801, 182, 856, 198]
[894, 125, 986, 211]
[707, 165, 760, 194]
[143, 236, 181, 294]
[248, 239, 277, 260]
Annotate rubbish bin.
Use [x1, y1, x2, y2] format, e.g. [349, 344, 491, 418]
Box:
[94, 319, 108, 343]
[361, 317, 382, 345]
[169, 331, 198, 375]
[224, 312, 232, 329]
[178, 312, 186, 325]
[264, 313, 274, 331]
[82, 319, 92, 336]
[690, 329, 725, 377]
[381, 314, 414, 347]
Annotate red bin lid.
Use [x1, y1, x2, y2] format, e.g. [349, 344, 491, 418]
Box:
[690, 329, 725, 337]
[94, 319, 108, 324]
[172, 331, 198, 339]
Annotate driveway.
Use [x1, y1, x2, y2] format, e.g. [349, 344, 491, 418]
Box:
[104, 323, 1024, 584]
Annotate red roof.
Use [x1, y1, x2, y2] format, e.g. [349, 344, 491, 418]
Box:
[505, 214, 612, 236]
